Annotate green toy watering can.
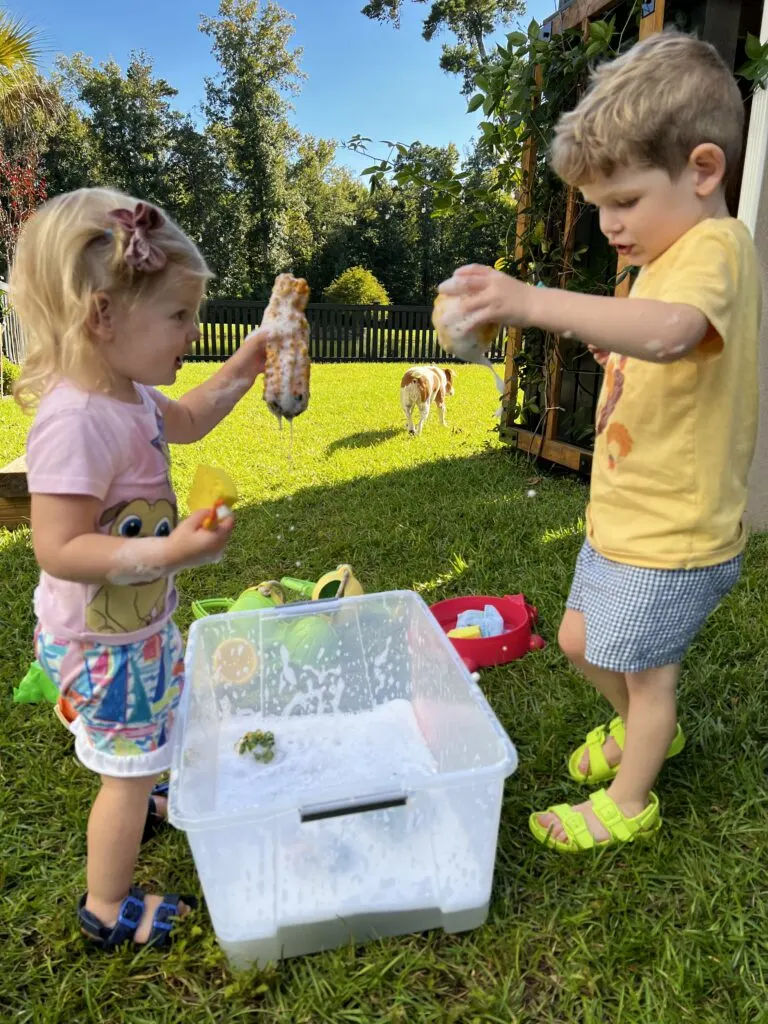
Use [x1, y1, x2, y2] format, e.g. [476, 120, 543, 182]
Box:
[191, 581, 285, 620]
[281, 564, 364, 602]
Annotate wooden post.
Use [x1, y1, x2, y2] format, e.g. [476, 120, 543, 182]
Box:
[545, 18, 591, 445]
[610, 2, 666, 303]
[545, 180, 580, 444]
[639, 1, 665, 38]
[501, 64, 543, 437]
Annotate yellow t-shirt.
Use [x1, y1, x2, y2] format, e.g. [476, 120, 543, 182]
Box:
[587, 217, 761, 569]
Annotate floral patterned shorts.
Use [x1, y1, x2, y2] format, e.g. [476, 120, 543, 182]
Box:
[36, 620, 184, 778]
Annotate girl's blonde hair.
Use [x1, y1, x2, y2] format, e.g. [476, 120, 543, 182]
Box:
[12, 187, 211, 413]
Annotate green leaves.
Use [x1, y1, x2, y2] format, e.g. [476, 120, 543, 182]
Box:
[739, 33, 768, 89]
[585, 18, 615, 60]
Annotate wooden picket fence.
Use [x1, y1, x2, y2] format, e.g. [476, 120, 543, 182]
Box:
[0, 295, 507, 372]
[194, 301, 507, 363]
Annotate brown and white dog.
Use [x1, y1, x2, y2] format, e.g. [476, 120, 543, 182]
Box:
[400, 365, 456, 436]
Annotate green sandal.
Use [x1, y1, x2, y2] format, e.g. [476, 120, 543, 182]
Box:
[568, 718, 685, 785]
[529, 789, 661, 853]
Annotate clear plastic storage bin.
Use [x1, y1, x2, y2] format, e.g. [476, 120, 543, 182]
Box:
[169, 590, 517, 969]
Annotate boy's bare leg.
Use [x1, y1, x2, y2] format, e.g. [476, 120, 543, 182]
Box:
[559, 609, 629, 774]
[607, 663, 679, 810]
[85, 774, 190, 944]
[538, 663, 679, 841]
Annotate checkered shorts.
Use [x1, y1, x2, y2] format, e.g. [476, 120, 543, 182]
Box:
[567, 541, 742, 673]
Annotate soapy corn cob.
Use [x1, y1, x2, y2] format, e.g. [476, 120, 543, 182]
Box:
[261, 273, 311, 425]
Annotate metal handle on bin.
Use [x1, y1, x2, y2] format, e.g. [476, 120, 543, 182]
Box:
[300, 794, 408, 823]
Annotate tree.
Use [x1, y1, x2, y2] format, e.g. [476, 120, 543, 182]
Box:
[285, 134, 368, 294]
[324, 266, 390, 305]
[0, 148, 46, 273]
[0, 13, 56, 278]
[52, 50, 246, 296]
[0, 11, 59, 130]
[361, 0, 525, 93]
[56, 51, 182, 208]
[39, 101, 98, 196]
[201, 0, 305, 296]
[168, 116, 250, 297]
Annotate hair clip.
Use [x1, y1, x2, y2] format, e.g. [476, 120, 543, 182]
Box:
[107, 202, 167, 273]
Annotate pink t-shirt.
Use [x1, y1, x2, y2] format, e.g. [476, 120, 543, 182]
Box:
[26, 380, 178, 644]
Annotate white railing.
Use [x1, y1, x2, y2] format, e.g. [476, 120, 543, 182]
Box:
[0, 280, 25, 365]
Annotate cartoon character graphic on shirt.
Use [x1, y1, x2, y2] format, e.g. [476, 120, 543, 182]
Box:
[85, 498, 177, 635]
[596, 354, 633, 469]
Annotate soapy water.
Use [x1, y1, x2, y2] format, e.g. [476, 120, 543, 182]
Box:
[193, 700, 490, 938]
[215, 698, 437, 813]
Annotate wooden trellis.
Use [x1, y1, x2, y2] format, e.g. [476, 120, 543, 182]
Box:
[500, 0, 758, 472]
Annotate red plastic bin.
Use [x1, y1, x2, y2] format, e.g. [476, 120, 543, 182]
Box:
[429, 594, 545, 673]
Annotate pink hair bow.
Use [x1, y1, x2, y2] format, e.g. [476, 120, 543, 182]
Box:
[107, 202, 167, 273]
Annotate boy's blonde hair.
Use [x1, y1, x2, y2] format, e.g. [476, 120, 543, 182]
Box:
[12, 187, 211, 413]
[551, 31, 744, 186]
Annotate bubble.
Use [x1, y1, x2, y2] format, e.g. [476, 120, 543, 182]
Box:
[295, 561, 302, 567]
[526, 489, 537, 498]
[289, 525, 295, 532]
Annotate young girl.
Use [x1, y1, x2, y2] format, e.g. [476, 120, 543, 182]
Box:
[13, 188, 270, 949]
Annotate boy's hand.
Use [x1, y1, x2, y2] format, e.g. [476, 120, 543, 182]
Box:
[167, 508, 234, 571]
[439, 264, 536, 330]
[588, 344, 611, 366]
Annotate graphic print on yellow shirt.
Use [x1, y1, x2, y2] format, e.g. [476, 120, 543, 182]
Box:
[587, 217, 761, 569]
[596, 355, 632, 470]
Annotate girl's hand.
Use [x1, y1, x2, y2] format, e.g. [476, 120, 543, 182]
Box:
[167, 508, 234, 571]
[236, 326, 272, 384]
[438, 265, 536, 330]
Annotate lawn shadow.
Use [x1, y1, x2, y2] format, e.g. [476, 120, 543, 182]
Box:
[176, 448, 587, 637]
[325, 427, 401, 455]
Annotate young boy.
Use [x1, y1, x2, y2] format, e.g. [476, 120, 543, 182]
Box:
[440, 31, 761, 852]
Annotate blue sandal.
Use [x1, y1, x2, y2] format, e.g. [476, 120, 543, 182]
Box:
[142, 782, 169, 844]
[78, 887, 197, 951]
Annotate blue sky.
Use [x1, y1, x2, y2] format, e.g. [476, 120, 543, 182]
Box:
[24, 0, 555, 173]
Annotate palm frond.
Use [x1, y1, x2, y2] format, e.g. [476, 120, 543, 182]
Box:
[0, 11, 41, 73]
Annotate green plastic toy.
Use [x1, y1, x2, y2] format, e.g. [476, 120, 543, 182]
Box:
[13, 661, 58, 705]
[286, 615, 339, 664]
[191, 581, 285, 620]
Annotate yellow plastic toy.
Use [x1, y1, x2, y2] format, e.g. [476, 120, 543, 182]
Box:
[281, 564, 364, 601]
[188, 465, 238, 530]
[447, 625, 482, 640]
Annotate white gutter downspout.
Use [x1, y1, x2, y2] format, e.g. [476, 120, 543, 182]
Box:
[738, 0, 768, 234]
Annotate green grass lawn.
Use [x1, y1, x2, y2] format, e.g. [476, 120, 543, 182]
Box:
[2, 363, 767, 1023]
